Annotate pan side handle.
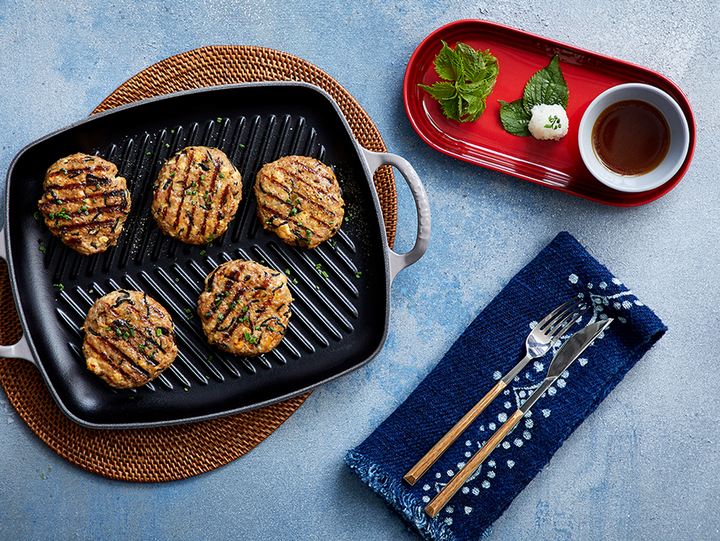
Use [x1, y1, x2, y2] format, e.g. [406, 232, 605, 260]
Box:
[0, 229, 37, 365]
[361, 148, 431, 282]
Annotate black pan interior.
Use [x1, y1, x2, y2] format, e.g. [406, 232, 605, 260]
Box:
[5, 82, 390, 428]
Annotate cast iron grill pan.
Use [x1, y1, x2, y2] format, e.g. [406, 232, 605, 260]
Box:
[4, 83, 392, 428]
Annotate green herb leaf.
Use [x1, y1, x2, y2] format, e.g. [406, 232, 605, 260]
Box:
[499, 99, 532, 137]
[433, 41, 461, 81]
[522, 55, 568, 112]
[418, 41, 499, 123]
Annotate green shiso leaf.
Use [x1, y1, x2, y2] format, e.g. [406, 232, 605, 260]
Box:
[499, 99, 532, 137]
[418, 40, 499, 123]
[498, 54, 569, 136]
[433, 41, 461, 81]
[417, 80, 456, 101]
[522, 55, 569, 112]
[439, 95, 461, 121]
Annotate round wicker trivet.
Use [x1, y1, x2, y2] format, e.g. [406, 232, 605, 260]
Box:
[0, 45, 398, 482]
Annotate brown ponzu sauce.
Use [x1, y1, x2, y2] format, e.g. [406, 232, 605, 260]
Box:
[592, 100, 670, 176]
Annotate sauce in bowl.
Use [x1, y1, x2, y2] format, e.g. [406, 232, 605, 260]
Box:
[592, 99, 670, 176]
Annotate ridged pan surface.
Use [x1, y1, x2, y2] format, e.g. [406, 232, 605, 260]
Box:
[5, 82, 390, 428]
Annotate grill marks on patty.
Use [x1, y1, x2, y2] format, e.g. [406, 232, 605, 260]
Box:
[38, 153, 131, 255]
[198, 260, 293, 357]
[82, 289, 178, 389]
[255, 155, 344, 249]
[152, 146, 242, 245]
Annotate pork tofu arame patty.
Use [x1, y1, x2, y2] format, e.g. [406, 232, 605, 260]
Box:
[37, 153, 131, 255]
[254, 155, 344, 249]
[152, 146, 243, 244]
[198, 260, 293, 357]
[82, 289, 178, 389]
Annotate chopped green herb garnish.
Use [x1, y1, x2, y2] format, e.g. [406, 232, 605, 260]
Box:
[545, 114, 562, 130]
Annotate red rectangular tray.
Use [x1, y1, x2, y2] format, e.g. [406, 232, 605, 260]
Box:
[403, 20, 696, 206]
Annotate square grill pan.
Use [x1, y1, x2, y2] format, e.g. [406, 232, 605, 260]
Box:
[1, 82, 430, 429]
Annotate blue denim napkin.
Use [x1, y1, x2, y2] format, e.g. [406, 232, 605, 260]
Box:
[345, 231, 667, 540]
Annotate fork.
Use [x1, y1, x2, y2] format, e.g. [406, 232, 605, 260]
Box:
[403, 297, 589, 485]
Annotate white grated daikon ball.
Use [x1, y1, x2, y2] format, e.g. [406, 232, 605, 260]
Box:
[528, 104, 569, 141]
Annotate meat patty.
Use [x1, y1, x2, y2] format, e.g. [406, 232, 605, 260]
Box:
[254, 155, 344, 249]
[198, 259, 293, 356]
[152, 146, 243, 244]
[37, 153, 131, 255]
[82, 289, 178, 389]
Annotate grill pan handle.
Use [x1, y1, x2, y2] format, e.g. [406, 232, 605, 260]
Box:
[0, 229, 36, 366]
[361, 148, 431, 282]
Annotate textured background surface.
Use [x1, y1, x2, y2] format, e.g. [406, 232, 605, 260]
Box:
[1, 1, 718, 540]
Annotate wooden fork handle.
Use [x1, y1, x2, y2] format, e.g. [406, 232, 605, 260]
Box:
[403, 380, 507, 485]
[425, 408, 524, 518]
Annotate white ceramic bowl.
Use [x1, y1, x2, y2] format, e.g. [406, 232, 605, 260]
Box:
[578, 83, 690, 193]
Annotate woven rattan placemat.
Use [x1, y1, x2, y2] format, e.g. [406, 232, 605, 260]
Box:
[0, 45, 398, 482]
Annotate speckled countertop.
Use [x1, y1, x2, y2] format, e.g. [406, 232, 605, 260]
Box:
[1, 1, 718, 540]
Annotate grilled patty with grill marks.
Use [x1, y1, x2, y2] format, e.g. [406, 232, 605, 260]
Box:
[152, 146, 242, 244]
[37, 153, 131, 255]
[254, 155, 344, 249]
[198, 260, 293, 356]
[82, 289, 178, 389]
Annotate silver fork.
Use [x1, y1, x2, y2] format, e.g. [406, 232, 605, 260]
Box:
[403, 297, 589, 485]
